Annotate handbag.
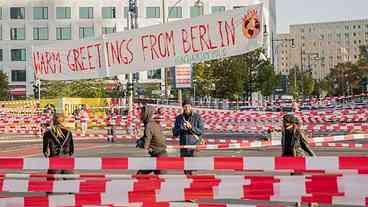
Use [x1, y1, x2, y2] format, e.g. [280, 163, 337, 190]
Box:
[136, 136, 145, 149]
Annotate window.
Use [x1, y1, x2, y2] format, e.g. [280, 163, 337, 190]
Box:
[102, 26, 116, 34]
[190, 6, 203, 17]
[11, 49, 26, 61]
[10, 7, 25, 19]
[320, 34, 325, 40]
[337, 33, 341, 39]
[79, 26, 94, 39]
[353, 32, 357, 37]
[345, 33, 349, 39]
[124, 7, 128, 18]
[0, 49, 2, 61]
[146, 7, 160, 18]
[0, 7, 2, 19]
[147, 69, 161, 79]
[168, 6, 182, 18]
[102, 7, 116, 19]
[301, 28, 304, 33]
[79, 7, 93, 19]
[345, 25, 349, 30]
[33, 7, 48, 19]
[211, 6, 225, 13]
[11, 70, 26, 82]
[33, 27, 48, 40]
[56, 27, 71, 40]
[233, 6, 245, 9]
[10, 28, 25, 40]
[56, 7, 71, 19]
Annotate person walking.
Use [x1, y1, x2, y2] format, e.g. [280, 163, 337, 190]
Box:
[107, 108, 117, 142]
[173, 98, 204, 175]
[136, 105, 167, 175]
[80, 105, 89, 136]
[281, 114, 317, 207]
[281, 114, 315, 157]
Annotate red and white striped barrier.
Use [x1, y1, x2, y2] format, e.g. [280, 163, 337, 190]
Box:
[0, 175, 367, 206]
[0, 156, 367, 172]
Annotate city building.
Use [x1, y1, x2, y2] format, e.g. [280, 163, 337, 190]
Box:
[276, 19, 368, 80]
[0, 0, 276, 98]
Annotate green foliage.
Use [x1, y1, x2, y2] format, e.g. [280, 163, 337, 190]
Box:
[42, 80, 108, 98]
[193, 49, 280, 99]
[0, 71, 9, 100]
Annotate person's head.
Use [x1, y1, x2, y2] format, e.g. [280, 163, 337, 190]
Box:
[182, 98, 192, 115]
[52, 113, 65, 127]
[140, 105, 154, 124]
[282, 114, 299, 130]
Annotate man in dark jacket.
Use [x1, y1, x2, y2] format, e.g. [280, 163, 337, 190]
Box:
[173, 98, 204, 175]
[281, 114, 315, 157]
[137, 105, 167, 175]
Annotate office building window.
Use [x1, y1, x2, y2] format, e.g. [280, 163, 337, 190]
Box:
[80, 7, 93, 19]
[102, 7, 116, 19]
[211, 6, 225, 13]
[146, 7, 160, 18]
[190, 6, 203, 17]
[79, 26, 94, 39]
[10, 28, 25, 40]
[33, 7, 48, 20]
[0, 49, 2, 61]
[56, 27, 71, 40]
[168, 6, 182, 18]
[345, 26, 349, 30]
[147, 69, 161, 79]
[33, 27, 48, 40]
[10, 7, 25, 19]
[0, 7, 2, 19]
[11, 49, 26, 61]
[345, 33, 349, 39]
[56, 7, 71, 19]
[11, 70, 26, 82]
[102, 26, 116, 34]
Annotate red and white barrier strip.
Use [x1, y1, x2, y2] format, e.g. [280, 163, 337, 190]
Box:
[0, 156, 367, 172]
[0, 197, 289, 207]
[311, 142, 368, 149]
[0, 175, 367, 206]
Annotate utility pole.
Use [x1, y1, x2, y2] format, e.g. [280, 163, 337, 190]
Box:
[127, 0, 138, 112]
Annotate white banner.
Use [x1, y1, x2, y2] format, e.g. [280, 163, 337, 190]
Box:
[32, 4, 263, 80]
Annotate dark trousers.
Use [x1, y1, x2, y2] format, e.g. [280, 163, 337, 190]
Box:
[180, 149, 195, 175]
[137, 150, 168, 175]
[107, 126, 115, 142]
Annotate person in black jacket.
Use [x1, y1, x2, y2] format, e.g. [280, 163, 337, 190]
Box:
[173, 98, 204, 175]
[43, 113, 74, 179]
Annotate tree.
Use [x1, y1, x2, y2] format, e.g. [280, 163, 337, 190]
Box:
[255, 61, 280, 96]
[42, 80, 108, 98]
[302, 72, 315, 96]
[0, 71, 9, 100]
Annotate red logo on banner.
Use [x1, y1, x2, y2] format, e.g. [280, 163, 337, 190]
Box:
[242, 9, 261, 39]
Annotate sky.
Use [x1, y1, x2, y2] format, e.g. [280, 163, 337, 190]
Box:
[276, 0, 368, 33]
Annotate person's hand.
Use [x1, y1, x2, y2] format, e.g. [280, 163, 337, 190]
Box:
[184, 121, 192, 129]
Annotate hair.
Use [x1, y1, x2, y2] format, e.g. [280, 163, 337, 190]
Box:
[52, 113, 64, 127]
